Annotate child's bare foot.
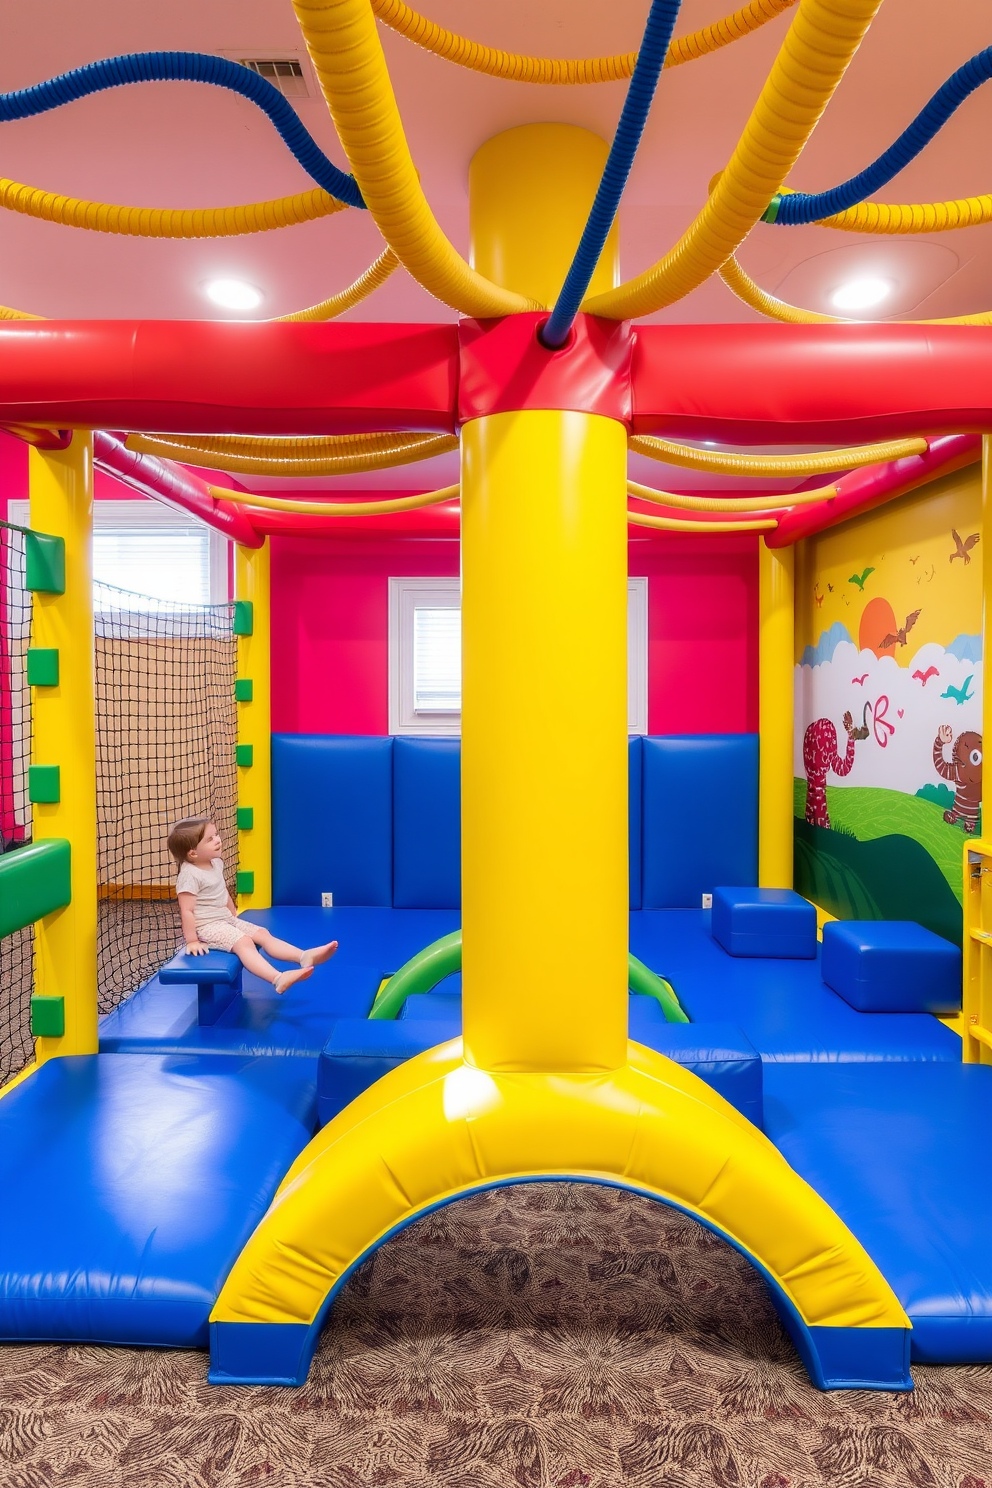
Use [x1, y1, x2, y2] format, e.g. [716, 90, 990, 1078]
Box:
[274, 965, 313, 995]
[301, 941, 338, 969]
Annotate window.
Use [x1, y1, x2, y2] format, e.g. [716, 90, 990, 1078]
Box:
[7, 500, 230, 608]
[389, 576, 649, 735]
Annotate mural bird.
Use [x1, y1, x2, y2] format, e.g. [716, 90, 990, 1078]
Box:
[913, 666, 940, 686]
[848, 567, 875, 591]
[851, 674, 869, 685]
[941, 675, 975, 706]
[950, 529, 980, 564]
[879, 609, 922, 649]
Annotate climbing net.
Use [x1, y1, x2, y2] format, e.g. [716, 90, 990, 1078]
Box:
[0, 520, 33, 1086]
[95, 583, 238, 1012]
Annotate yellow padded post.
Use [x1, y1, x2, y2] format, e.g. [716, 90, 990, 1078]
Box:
[759, 539, 795, 888]
[461, 410, 629, 1073]
[235, 541, 272, 909]
[29, 435, 98, 1059]
[469, 125, 619, 308]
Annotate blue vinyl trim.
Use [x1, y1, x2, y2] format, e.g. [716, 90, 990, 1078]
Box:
[0, 53, 364, 208]
[208, 1174, 912, 1390]
[767, 46, 992, 224]
[541, 0, 683, 347]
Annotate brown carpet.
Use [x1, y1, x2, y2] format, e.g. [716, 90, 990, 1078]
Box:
[1, 1184, 989, 1488]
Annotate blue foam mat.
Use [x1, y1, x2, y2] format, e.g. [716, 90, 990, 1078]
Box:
[630, 910, 958, 1062]
[99, 907, 460, 1058]
[0, 1053, 317, 1347]
[763, 1061, 992, 1363]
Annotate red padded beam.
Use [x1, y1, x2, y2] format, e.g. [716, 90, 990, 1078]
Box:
[94, 431, 264, 547]
[0, 322, 459, 436]
[632, 325, 992, 442]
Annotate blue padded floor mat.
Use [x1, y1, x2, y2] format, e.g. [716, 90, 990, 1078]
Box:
[630, 910, 959, 1062]
[763, 1061, 992, 1363]
[99, 907, 460, 1059]
[0, 1053, 317, 1348]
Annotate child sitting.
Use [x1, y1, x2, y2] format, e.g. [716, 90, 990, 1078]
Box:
[168, 816, 337, 994]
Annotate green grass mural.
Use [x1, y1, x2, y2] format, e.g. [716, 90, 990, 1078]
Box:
[793, 779, 967, 945]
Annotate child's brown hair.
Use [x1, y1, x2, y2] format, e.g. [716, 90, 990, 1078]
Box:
[167, 816, 211, 868]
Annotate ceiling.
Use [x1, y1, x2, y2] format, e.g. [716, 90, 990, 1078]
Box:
[3, 0, 991, 495]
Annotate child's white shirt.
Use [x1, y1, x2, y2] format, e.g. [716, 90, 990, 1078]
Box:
[175, 857, 235, 925]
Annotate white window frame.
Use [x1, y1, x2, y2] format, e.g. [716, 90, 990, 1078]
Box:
[7, 499, 230, 604]
[388, 575, 649, 737]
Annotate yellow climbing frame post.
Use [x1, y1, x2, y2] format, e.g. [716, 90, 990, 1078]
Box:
[29, 435, 98, 1060]
[758, 538, 795, 888]
[235, 541, 272, 910]
[963, 435, 992, 1064]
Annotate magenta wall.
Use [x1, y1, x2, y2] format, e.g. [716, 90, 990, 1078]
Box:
[271, 532, 758, 736]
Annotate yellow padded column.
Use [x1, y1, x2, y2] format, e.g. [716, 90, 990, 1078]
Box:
[235, 540, 272, 909]
[461, 410, 629, 1073]
[758, 538, 795, 888]
[469, 124, 619, 308]
[29, 435, 98, 1059]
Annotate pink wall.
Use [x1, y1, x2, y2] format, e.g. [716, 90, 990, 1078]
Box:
[271, 531, 758, 736]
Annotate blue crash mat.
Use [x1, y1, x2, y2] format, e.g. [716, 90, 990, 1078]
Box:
[99, 906, 460, 1058]
[0, 1053, 316, 1347]
[630, 910, 958, 1062]
[763, 1061, 992, 1363]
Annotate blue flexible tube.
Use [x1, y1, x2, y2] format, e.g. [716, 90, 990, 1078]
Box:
[766, 46, 992, 225]
[0, 52, 365, 209]
[541, 0, 683, 348]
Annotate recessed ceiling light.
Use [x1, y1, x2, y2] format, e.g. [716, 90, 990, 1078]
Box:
[204, 278, 263, 311]
[831, 277, 891, 312]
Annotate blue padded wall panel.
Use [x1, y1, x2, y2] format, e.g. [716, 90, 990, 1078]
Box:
[393, 737, 461, 909]
[272, 734, 393, 906]
[629, 736, 643, 910]
[642, 735, 758, 909]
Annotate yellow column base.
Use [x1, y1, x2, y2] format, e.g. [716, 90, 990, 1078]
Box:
[209, 1047, 910, 1389]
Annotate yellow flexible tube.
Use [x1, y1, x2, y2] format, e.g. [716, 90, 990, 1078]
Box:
[0, 176, 347, 238]
[783, 188, 992, 234]
[211, 483, 459, 516]
[125, 432, 458, 476]
[583, 0, 884, 320]
[0, 303, 42, 320]
[277, 247, 399, 319]
[370, 0, 797, 83]
[627, 478, 835, 511]
[629, 432, 927, 475]
[292, 0, 537, 317]
[720, 252, 992, 325]
[628, 507, 777, 532]
[126, 430, 433, 457]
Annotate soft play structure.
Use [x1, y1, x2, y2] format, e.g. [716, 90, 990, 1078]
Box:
[1, 0, 991, 1397]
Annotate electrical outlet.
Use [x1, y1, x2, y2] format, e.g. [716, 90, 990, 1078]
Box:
[321, 892, 333, 908]
[701, 893, 713, 909]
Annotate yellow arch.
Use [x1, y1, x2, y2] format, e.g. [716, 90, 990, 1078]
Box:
[209, 1042, 910, 1389]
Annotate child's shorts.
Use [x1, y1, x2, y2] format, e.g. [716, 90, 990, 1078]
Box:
[196, 918, 267, 952]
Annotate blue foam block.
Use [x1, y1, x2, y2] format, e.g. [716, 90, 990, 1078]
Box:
[628, 735, 643, 910]
[642, 736, 758, 908]
[0, 1053, 317, 1347]
[318, 1018, 459, 1123]
[272, 734, 393, 906]
[630, 909, 959, 1063]
[821, 920, 962, 1014]
[159, 949, 243, 1026]
[632, 1017, 764, 1128]
[764, 1061, 992, 1363]
[392, 737, 461, 909]
[711, 886, 817, 960]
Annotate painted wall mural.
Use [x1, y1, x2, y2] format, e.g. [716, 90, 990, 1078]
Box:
[793, 465, 983, 945]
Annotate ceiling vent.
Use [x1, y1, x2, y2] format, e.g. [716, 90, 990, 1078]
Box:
[239, 59, 308, 98]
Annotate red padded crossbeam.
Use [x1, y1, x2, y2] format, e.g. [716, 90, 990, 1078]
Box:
[94, 431, 263, 547]
[0, 321, 459, 436]
[632, 325, 992, 442]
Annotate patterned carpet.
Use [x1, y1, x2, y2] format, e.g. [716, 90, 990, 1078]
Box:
[2, 1184, 990, 1488]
